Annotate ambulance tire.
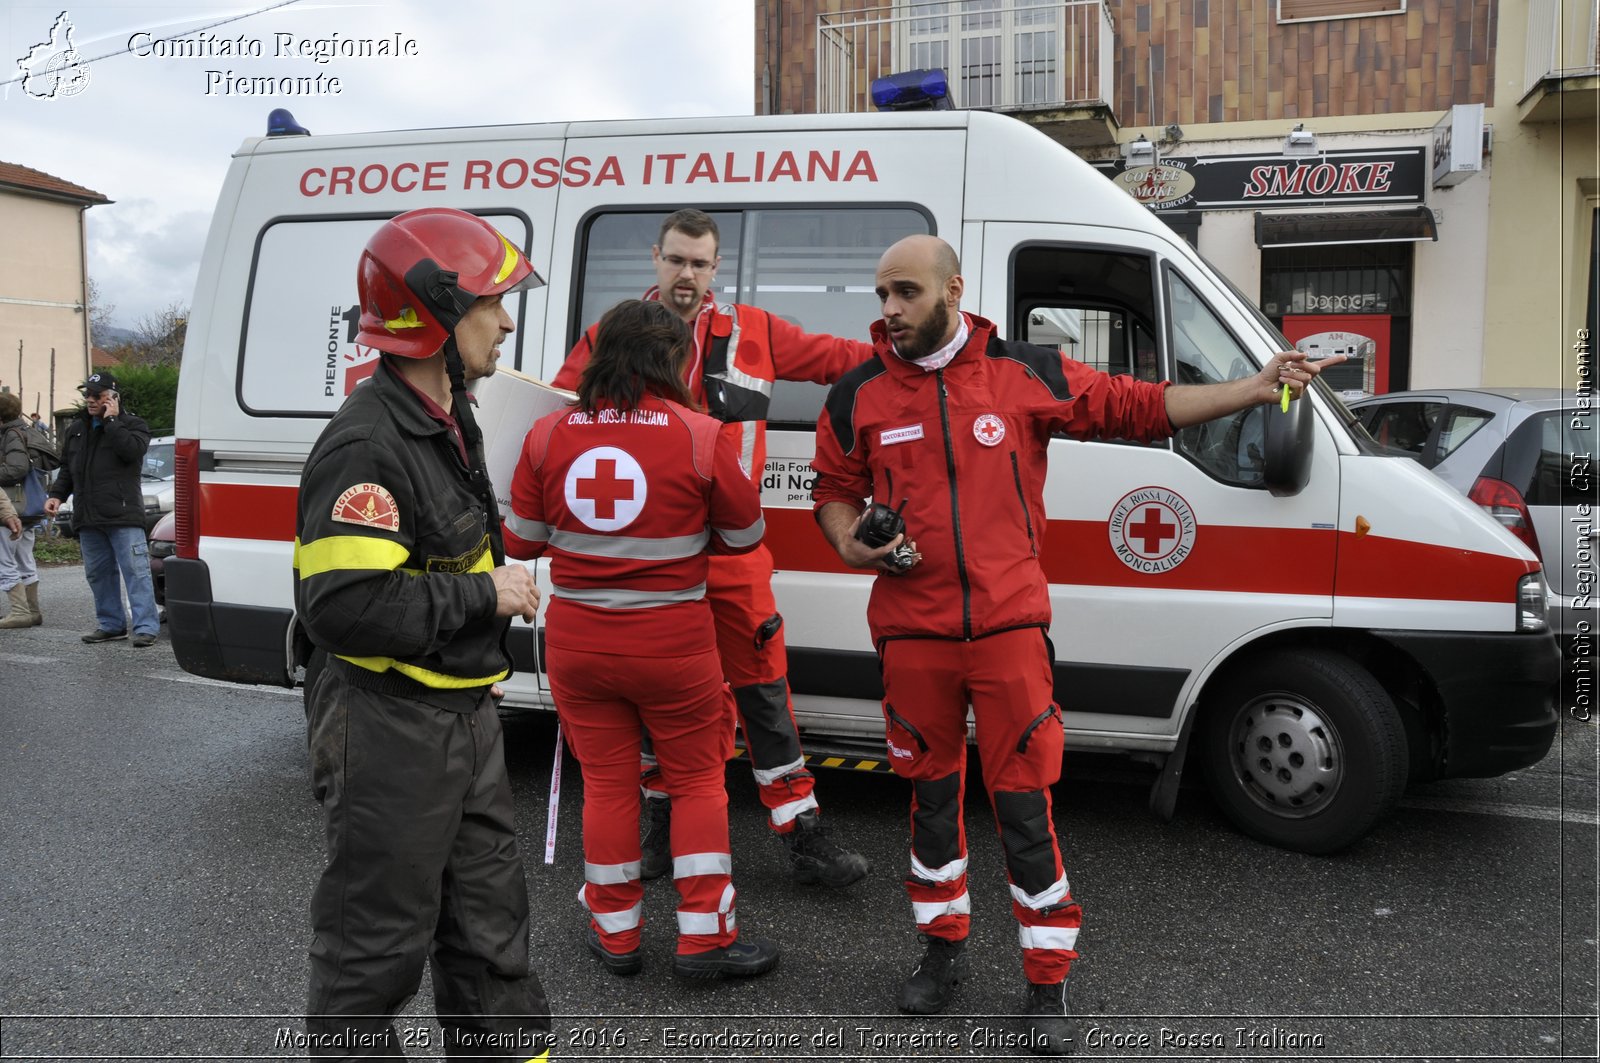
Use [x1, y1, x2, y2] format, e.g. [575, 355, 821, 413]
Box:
[1200, 649, 1407, 855]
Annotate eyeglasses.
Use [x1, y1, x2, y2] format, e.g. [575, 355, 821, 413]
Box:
[661, 254, 716, 275]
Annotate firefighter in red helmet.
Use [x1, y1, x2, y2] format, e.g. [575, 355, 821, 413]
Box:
[294, 207, 552, 1060]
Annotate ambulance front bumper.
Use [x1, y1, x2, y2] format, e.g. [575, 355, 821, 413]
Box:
[1379, 629, 1560, 778]
[165, 558, 296, 686]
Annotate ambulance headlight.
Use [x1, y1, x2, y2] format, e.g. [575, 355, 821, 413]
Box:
[1516, 573, 1549, 632]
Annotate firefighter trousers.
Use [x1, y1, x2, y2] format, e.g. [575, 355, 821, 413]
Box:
[641, 545, 818, 833]
[305, 664, 551, 1060]
[551, 643, 739, 955]
[879, 628, 1083, 985]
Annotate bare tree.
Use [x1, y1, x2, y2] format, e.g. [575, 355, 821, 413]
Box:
[125, 302, 188, 367]
[85, 277, 121, 349]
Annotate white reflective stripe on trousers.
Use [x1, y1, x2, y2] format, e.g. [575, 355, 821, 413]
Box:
[1018, 924, 1080, 951]
[769, 793, 818, 827]
[911, 853, 968, 884]
[677, 883, 737, 936]
[672, 851, 733, 879]
[584, 860, 641, 885]
[751, 756, 805, 787]
[1010, 874, 1070, 910]
[577, 884, 642, 932]
[911, 892, 971, 925]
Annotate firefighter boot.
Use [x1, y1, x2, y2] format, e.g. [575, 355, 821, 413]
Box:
[639, 796, 671, 880]
[0, 585, 30, 629]
[897, 935, 968, 1014]
[784, 808, 869, 889]
[1022, 979, 1075, 1056]
[23, 582, 41, 626]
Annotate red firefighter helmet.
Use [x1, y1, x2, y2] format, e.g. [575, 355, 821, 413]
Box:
[355, 208, 544, 358]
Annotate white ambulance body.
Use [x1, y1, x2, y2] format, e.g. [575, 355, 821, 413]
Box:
[168, 111, 1559, 853]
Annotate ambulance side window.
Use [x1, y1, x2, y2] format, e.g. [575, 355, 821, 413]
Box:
[1020, 308, 1159, 382]
[573, 207, 930, 428]
[1166, 270, 1266, 488]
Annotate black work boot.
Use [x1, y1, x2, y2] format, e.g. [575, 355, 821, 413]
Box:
[1022, 979, 1074, 1056]
[639, 797, 670, 880]
[672, 937, 780, 980]
[585, 926, 642, 977]
[897, 935, 968, 1014]
[784, 809, 869, 889]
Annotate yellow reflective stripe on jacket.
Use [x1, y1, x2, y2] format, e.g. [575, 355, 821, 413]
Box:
[293, 535, 410, 579]
[336, 654, 509, 689]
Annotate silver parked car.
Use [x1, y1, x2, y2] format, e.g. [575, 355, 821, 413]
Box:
[1348, 388, 1594, 651]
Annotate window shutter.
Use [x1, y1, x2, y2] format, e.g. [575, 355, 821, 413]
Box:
[1279, 0, 1405, 21]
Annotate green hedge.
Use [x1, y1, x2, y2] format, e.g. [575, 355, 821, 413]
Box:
[69, 364, 180, 435]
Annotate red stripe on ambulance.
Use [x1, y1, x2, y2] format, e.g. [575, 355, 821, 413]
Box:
[195, 484, 1534, 605]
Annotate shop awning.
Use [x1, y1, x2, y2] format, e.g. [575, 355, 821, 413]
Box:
[1254, 206, 1438, 248]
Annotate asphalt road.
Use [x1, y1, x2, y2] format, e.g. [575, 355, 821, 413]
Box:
[1, 564, 1595, 1061]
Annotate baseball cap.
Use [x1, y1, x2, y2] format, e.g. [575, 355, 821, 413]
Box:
[79, 371, 118, 396]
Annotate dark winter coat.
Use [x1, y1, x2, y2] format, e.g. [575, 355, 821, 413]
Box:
[51, 408, 152, 529]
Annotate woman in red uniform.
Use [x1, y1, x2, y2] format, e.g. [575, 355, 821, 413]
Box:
[504, 299, 779, 980]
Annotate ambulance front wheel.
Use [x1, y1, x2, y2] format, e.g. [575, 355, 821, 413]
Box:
[1200, 649, 1408, 855]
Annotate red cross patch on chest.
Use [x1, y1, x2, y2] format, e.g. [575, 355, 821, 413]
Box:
[973, 413, 1006, 447]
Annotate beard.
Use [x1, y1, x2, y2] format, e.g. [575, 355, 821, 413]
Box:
[891, 299, 951, 362]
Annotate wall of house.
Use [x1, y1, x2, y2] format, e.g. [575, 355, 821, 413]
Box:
[1478, 0, 1599, 389]
[0, 192, 90, 415]
[1110, 0, 1496, 126]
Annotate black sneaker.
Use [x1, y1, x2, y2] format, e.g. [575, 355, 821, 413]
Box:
[585, 926, 642, 977]
[897, 935, 968, 1014]
[640, 797, 671, 880]
[784, 809, 869, 889]
[672, 938, 780, 981]
[1022, 980, 1074, 1056]
[82, 628, 127, 644]
[131, 633, 157, 649]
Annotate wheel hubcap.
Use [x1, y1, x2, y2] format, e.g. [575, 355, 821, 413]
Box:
[1228, 694, 1343, 817]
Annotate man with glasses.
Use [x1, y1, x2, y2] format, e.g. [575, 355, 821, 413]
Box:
[553, 208, 873, 892]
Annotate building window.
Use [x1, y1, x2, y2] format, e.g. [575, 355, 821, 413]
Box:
[899, 0, 1063, 108]
[1277, 0, 1405, 23]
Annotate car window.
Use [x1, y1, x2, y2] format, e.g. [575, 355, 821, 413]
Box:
[574, 207, 931, 429]
[1434, 406, 1492, 464]
[1507, 410, 1596, 508]
[1167, 270, 1265, 487]
[1361, 402, 1441, 460]
[143, 442, 175, 480]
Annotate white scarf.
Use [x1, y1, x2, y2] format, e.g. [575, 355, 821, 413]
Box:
[905, 313, 969, 372]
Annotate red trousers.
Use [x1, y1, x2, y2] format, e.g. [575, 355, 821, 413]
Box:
[880, 627, 1082, 984]
[642, 544, 818, 832]
[550, 644, 737, 955]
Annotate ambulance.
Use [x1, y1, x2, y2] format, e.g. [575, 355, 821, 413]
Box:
[166, 109, 1559, 854]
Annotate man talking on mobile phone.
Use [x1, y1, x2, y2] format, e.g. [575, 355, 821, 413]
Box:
[45, 371, 161, 648]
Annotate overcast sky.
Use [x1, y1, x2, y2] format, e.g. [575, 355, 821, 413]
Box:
[2, 0, 755, 333]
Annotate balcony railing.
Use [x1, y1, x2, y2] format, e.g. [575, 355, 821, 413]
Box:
[1524, 0, 1600, 93]
[817, 1, 1114, 115]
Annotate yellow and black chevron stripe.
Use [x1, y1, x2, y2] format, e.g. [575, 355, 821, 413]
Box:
[730, 746, 895, 774]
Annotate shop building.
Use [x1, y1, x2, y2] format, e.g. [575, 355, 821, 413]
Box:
[755, 0, 1597, 391]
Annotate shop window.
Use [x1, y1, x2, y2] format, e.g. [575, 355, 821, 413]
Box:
[1278, 0, 1405, 23]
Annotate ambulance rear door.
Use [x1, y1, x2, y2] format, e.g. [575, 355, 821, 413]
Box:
[979, 221, 1343, 748]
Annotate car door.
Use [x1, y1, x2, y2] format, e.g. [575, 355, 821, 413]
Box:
[980, 223, 1343, 740]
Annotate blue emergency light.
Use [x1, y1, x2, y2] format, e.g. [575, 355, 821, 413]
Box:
[267, 108, 311, 137]
[871, 68, 954, 111]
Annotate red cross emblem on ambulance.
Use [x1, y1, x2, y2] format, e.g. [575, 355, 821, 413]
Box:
[973, 413, 1006, 446]
[1107, 486, 1197, 573]
[566, 446, 648, 531]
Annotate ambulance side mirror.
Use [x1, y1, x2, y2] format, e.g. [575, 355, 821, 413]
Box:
[1261, 389, 1314, 496]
